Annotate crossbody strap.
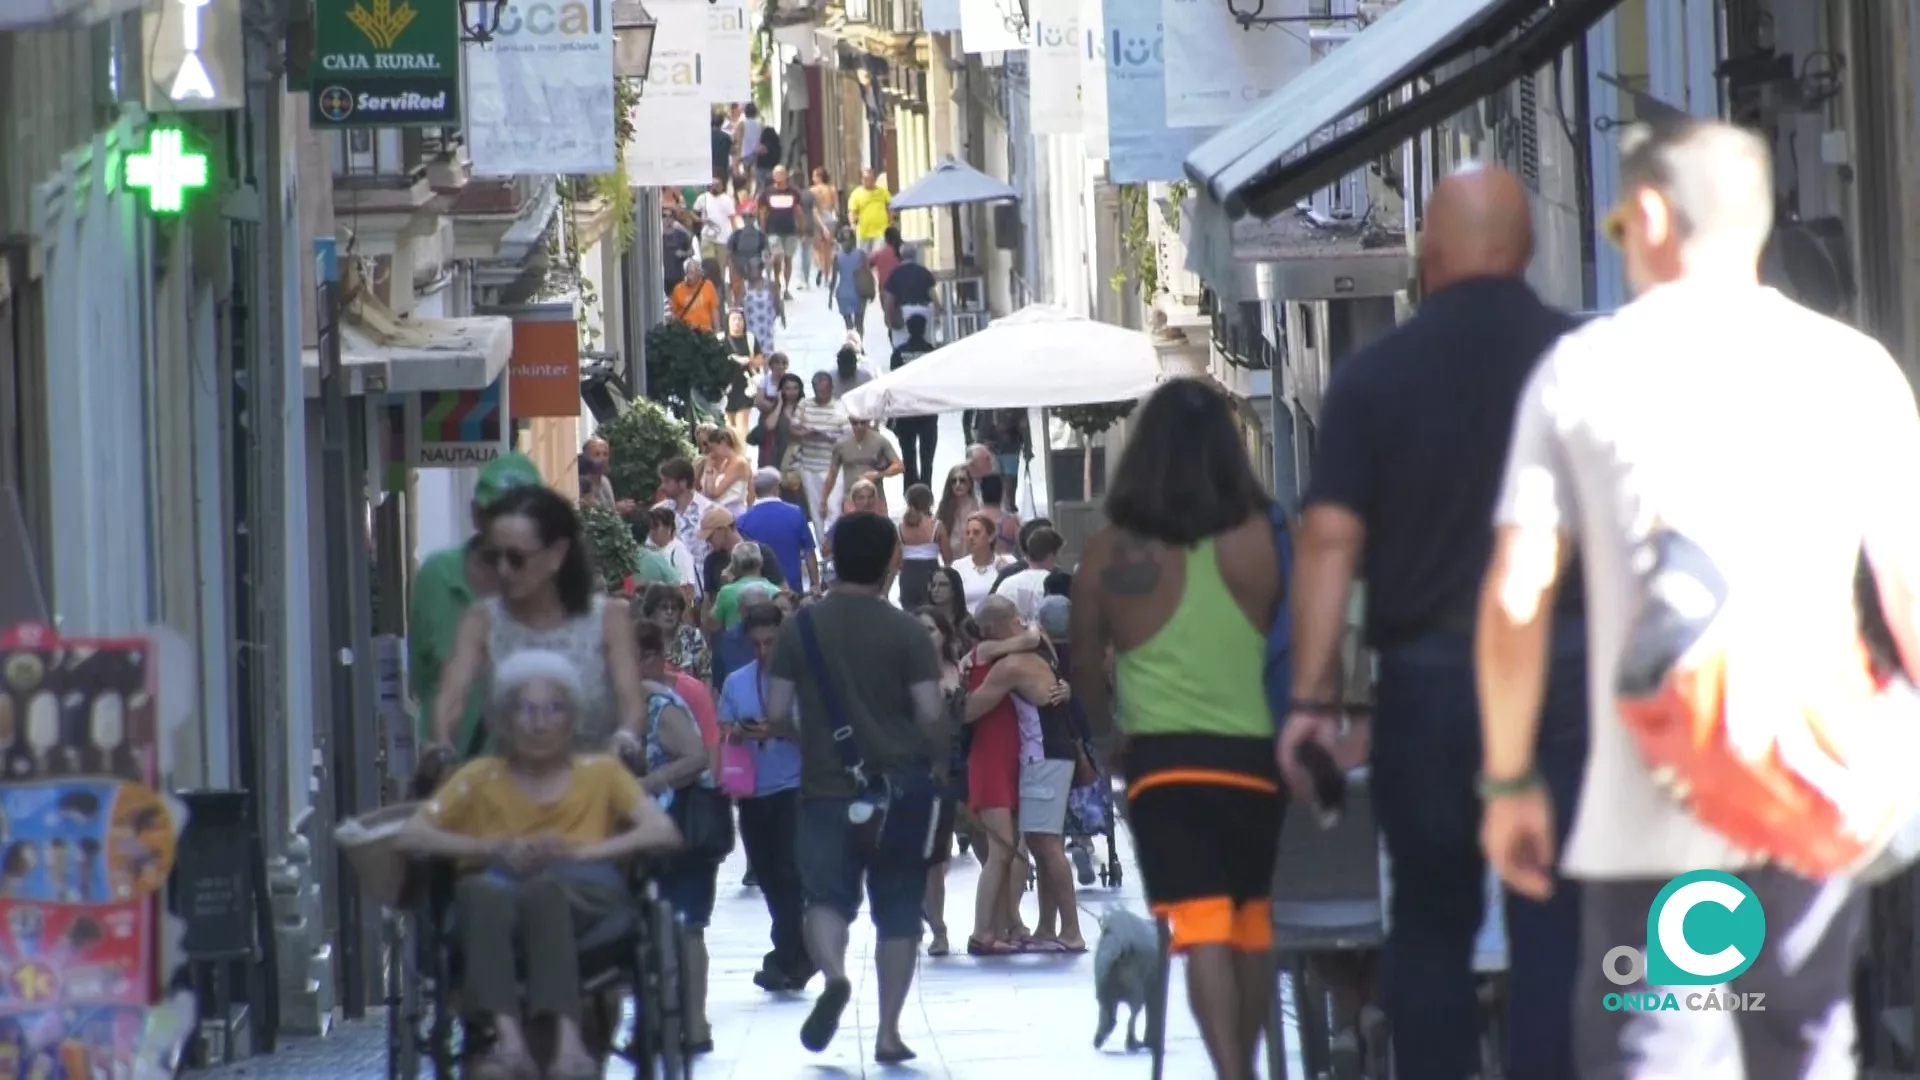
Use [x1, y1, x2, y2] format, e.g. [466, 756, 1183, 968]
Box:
[795, 608, 868, 783]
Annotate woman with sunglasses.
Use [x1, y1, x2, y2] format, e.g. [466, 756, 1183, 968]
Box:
[430, 486, 651, 760]
[933, 465, 978, 565]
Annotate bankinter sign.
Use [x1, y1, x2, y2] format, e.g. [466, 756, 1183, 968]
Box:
[312, 0, 461, 127]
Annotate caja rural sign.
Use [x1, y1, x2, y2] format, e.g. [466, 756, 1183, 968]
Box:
[312, 0, 461, 127]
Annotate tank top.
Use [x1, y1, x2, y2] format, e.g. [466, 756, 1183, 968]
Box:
[1113, 539, 1272, 739]
[704, 462, 749, 513]
[486, 596, 615, 749]
[901, 541, 941, 560]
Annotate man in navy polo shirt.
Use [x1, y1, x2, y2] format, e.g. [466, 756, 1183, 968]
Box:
[1277, 164, 1589, 1080]
[737, 467, 819, 594]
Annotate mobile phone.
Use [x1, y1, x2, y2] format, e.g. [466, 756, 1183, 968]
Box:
[1294, 741, 1348, 829]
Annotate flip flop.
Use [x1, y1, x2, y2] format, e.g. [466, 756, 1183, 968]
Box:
[927, 931, 950, 957]
[966, 936, 1020, 956]
[1019, 937, 1073, 954]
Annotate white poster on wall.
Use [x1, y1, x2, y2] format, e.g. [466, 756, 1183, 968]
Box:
[624, 0, 714, 186]
[922, 0, 962, 32]
[706, 0, 753, 102]
[960, 0, 1030, 53]
[1029, 0, 1080, 135]
[1078, 0, 1108, 158]
[1163, 0, 1308, 127]
[464, 0, 617, 176]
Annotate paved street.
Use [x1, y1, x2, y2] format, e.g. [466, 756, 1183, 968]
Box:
[195, 825, 1303, 1078]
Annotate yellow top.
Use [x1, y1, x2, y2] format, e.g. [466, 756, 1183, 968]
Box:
[427, 754, 644, 844]
[848, 184, 893, 240]
[1114, 539, 1273, 739]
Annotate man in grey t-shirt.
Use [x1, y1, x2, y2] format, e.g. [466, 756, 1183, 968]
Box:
[766, 513, 943, 1063]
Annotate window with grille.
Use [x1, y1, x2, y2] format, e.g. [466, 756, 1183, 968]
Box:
[1515, 73, 1541, 190]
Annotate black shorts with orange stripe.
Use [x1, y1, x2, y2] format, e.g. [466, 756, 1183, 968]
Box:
[1124, 733, 1288, 953]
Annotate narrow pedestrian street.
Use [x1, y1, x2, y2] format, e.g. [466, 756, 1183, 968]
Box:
[195, 830, 1295, 1078]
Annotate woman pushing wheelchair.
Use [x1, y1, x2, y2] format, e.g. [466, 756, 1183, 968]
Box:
[397, 649, 684, 1080]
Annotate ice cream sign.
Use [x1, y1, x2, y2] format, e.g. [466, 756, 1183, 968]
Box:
[140, 0, 246, 111]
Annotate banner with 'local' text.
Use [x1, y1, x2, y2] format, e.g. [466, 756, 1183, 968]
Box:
[624, 0, 714, 186]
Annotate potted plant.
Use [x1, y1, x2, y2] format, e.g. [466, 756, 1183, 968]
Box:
[1053, 401, 1137, 501]
[644, 320, 735, 427]
[579, 501, 644, 592]
[595, 396, 699, 506]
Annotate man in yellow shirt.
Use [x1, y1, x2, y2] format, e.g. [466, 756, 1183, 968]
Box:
[847, 169, 893, 253]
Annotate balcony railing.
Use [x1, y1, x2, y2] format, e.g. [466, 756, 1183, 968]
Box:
[331, 126, 461, 181]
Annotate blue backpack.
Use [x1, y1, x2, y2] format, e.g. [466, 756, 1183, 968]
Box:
[1263, 505, 1296, 724]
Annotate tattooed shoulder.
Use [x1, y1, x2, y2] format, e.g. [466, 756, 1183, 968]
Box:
[1100, 532, 1162, 597]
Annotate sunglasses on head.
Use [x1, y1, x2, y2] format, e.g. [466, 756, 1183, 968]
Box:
[479, 545, 540, 571]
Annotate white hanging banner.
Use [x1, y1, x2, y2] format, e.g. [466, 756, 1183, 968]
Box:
[922, 0, 962, 32]
[464, 0, 617, 177]
[960, 0, 1030, 54]
[624, 0, 714, 186]
[1103, 0, 1206, 183]
[706, 0, 753, 102]
[1162, 0, 1309, 127]
[1078, 0, 1107, 158]
[1028, 0, 1079, 135]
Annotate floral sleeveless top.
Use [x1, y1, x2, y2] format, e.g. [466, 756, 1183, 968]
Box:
[486, 596, 613, 749]
[644, 688, 714, 811]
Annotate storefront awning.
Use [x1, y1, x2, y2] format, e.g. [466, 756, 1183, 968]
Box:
[1184, 0, 1628, 221]
[301, 300, 513, 398]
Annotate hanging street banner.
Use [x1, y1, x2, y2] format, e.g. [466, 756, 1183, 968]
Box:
[411, 377, 510, 466]
[1028, 0, 1079, 135]
[465, 0, 617, 175]
[921, 0, 961, 32]
[959, 0, 1028, 54]
[1078, 0, 1107, 159]
[1102, 0, 1206, 182]
[706, 0, 753, 102]
[1163, 0, 1307, 127]
[311, 0, 462, 128]
[623, 0, 713, 185]
[140, 0, 247, 111]
[496, 302, 584, 418]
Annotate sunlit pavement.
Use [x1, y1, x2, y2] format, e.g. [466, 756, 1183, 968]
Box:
[196, 824, 1308, 1077]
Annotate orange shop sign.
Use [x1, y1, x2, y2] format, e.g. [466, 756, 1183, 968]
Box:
[502, 303, 581, 418]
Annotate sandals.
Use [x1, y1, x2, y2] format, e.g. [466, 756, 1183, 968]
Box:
[927, 928, 950, 957]
[966, 935, 1020, 956]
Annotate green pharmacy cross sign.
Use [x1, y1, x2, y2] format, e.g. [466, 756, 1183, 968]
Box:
[125, 128, 209, 215]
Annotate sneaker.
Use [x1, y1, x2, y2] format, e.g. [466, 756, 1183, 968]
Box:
[1071, 843, 1095, 887]
[743, 867, 759, 889]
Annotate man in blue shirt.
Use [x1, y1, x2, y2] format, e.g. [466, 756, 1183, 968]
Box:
[720, 600, 811, 991]
[737, 468, 819, 593]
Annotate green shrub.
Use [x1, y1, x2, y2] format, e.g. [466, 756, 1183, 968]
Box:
[645, 319, 736, 422]
[579, 501, 643, 590]
[596, 396, 697, 504]
[1054, 401, 1137, 437]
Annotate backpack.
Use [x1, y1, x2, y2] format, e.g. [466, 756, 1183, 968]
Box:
[757, 126, 782, 168]
[1262, 505, 1296, 725]
[1614, 526, 1920, 882]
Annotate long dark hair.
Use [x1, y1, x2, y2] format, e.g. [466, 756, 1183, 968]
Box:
[926, 565, 972, 641]
[914, 605, 962, 665]
[934, 466, 972, 540]
[1105, 380, 1270, 545]
[482, 485, 595, 616]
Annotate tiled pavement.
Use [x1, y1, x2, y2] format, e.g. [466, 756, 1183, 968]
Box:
[190, 825, 1308, 1079]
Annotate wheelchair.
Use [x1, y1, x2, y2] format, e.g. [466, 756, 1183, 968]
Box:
[384, 755, 698, 1079]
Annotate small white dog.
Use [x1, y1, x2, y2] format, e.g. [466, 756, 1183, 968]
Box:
[1092, 905, 1161, 1052]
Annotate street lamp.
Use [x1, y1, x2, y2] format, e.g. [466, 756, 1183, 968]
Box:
[459, 0, 509, 43]
[613, 0, 658, 80]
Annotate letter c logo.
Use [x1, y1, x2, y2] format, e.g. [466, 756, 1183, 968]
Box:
[1644, 871, 1766, 987]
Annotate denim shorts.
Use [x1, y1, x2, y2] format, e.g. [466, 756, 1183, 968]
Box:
[796, 796, 928, 941]
[658, 858, 719, 930]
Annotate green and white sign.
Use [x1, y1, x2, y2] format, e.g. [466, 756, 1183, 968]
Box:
[311, 0, 461, 128]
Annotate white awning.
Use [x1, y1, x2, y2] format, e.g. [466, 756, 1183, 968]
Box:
[1185, 0, 1627, 220]
[301, 308, 513, 398]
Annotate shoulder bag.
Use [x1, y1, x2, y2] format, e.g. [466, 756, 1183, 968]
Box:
[650, 692, 736, 864]
[796, 608, 942, 862]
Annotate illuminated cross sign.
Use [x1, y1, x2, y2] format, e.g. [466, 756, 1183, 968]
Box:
[169, 0, 217, 100]
[125, 129, 210, 215]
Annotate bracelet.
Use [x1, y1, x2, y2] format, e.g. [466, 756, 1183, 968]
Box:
[1476, 769, 1541, 800]
[1288, 700, 1343, 718]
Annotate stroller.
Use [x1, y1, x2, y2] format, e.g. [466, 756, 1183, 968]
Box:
[1064, 762, 1124, 889]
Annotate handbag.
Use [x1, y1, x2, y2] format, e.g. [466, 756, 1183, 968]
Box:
[855, 263, 877, 301]
[667, 784, 736, 863]
[796, 609, 942, 862]
[718, 736, 758, 799]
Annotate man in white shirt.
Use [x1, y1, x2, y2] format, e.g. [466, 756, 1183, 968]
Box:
[993, 526, 1063, 627]
[654, 456, 718, 594]
[694, 177, 737, 292]
[1476, 117, 1902, 1078]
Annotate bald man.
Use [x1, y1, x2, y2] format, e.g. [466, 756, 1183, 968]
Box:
[1276, 163, 1587, 1080]
[1478, 118, 1892, 1078]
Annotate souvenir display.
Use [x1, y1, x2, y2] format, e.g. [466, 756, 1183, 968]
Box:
[0, 625, 189, 1078]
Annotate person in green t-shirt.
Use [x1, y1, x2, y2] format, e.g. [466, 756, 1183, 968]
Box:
[707, 542, 776, 632]
[408, 453, 545, 757]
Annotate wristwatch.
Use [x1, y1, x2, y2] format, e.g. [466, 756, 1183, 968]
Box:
[1476, 768, 1542, 800]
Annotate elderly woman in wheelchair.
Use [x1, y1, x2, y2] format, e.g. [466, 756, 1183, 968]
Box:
[397, 649, 683, 1080]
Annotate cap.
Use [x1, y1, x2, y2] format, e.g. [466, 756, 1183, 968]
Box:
[697, 506, 737, 542]
[475, 453, 544, 508]
[1036, 595, 1071, 640]
[753, 467, 783, 490]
